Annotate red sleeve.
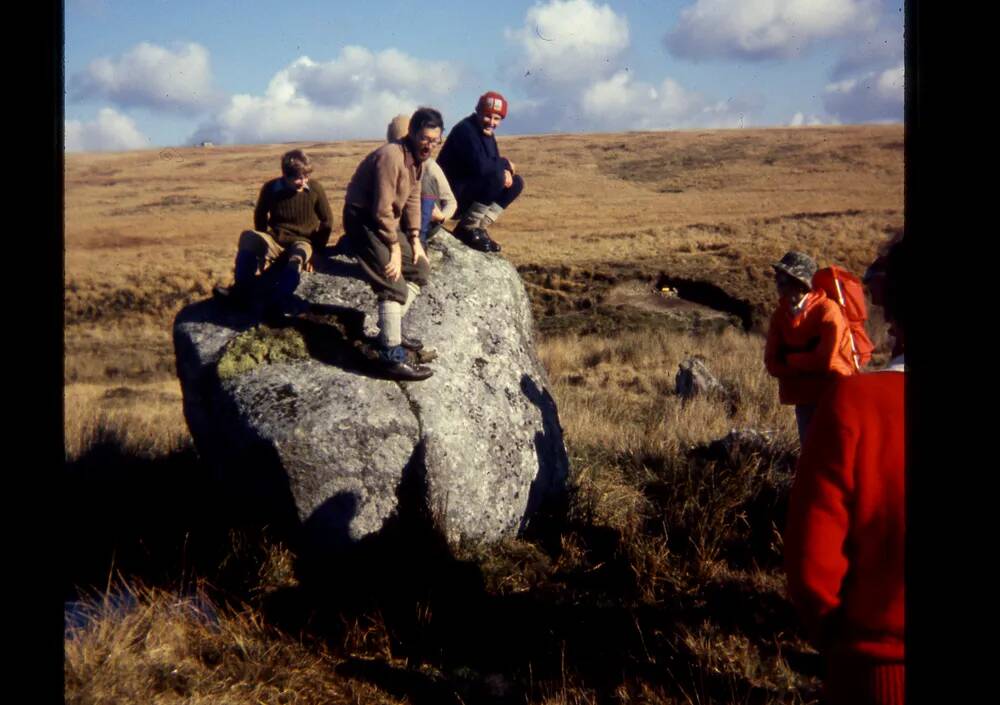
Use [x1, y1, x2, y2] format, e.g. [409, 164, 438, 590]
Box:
[786, 303, 846, 373]
[783, 382, 856, 642]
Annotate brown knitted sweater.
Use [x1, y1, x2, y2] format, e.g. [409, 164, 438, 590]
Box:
[253, 178, 334, 246]
[343, 140, 422, 245]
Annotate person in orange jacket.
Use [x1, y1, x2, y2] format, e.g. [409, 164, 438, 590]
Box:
[764, 251, 856, 444]
[783, 236, 905, 705]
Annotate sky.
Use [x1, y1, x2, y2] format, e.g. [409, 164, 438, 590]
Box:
[64, 0, 905, 152]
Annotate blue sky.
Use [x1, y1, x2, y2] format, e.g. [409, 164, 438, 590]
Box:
[65, 0, 904, 151]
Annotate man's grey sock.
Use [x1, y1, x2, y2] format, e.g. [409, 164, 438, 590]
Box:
[481, 202, 504, 227]
[378, 300, 403, 348]
[400, 282, 421, 317]
[460, 202, 490, 231]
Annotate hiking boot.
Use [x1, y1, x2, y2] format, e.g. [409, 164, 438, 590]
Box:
[400, 334, 424, 352]
[480, 229, 502, 252]
[378, 345, 433, 381]
[454, 225, 493, 252]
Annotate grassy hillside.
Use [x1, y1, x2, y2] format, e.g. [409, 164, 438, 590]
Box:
[64, 125, 902, 704]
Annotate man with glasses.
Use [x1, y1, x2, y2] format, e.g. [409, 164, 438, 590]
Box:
[437, 90, 524, 253]
[214, 149, 334, 314]
[386, 114, 457, 246]
[343, 107, 443, 381]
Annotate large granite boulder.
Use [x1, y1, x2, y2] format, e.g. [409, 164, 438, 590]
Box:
[174, 233, 569, 547]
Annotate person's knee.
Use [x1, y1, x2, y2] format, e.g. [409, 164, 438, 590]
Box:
[378, 283, 409, 305]
[289, 245, 312, 270]
[508, 174, 525, 200]
[238, 230, 268, 256]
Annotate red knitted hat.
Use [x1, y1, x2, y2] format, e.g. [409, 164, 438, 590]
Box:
[476, 91, 508, 119]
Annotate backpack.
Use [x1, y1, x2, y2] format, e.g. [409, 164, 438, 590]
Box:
[812, 266, 875, 371]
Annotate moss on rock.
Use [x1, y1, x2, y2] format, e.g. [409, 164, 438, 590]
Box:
[217, 325, 308, 380]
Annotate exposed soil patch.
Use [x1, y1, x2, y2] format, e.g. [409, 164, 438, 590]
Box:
[652, 274, 754, 331]
[518, 264, 747, 336]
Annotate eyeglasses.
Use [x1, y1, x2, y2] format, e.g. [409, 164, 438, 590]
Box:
[416, 136, 442, 147]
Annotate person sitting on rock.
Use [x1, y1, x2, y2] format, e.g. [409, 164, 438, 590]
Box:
[214, 149, 333, 315]
[436, 90, 524, 253]
[764, 250, 856, 444]
[343, 107, 443, 381]
[783, 235, 905, 705]
[386, 114, 457, 247]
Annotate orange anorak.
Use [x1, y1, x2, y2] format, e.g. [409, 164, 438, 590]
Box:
[764, 289, 856, 405]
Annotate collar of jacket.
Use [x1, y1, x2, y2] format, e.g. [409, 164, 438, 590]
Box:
[273, 178, 310, 193]
[783, 288, 826, 319]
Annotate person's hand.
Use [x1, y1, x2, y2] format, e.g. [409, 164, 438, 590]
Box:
[503, 169, 513, 188]
[431, 204, 444, 222]
[412, 238, 429, 266]
[507, 160, 516, 175]
[385, 242, 402, 281]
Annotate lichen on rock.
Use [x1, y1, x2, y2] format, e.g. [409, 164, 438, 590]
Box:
[216, 324, 308, 380]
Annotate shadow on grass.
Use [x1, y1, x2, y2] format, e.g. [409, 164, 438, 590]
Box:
[65, 427, 817, 705]
[64, 435, 233, 602]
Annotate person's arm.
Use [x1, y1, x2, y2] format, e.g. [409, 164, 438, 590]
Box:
[310, 181, 334, 247]
[253, 182, 270, 232]
[429, 161, 457, 221]
[786, 304, 847, 372]
[401, 168, 422, 236]
[764, 311, 791, 377]
[371, 149, 401, 245]
[783, 383, 856, 647]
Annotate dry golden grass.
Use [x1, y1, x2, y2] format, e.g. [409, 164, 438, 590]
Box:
[64, 380, 190, 460]
[540, 327, 794, 457]
[65, 582, 405, 705]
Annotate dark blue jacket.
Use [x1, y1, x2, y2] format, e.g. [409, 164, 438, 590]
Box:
[436, 114, 511, 204]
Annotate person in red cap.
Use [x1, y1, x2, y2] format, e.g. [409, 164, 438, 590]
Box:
[436, 90, 524, 253]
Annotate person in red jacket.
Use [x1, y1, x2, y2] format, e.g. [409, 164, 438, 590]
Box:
[783, 236, 905, 705]
[764, 250, 856, 444]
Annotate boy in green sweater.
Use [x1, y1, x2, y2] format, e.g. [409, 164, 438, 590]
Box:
[215, 149, 334, 313]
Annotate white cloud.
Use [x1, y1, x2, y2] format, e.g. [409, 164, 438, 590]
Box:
[504, 0, 629, 85]
[831, 27, 903, 80]
[580, 71, 751, 131]
[190, 49, 460, 145]
[284, 47, 458, 107]
[69, 42, 219, 114]
[789, 111, 828, 127]
[65, 108, 151, 152]
[823, 62, 903, 123]
[666, 0, 880, 61]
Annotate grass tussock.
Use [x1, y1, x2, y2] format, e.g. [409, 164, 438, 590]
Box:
[65, 581, 405, 705]
[64, 381, 191, 460]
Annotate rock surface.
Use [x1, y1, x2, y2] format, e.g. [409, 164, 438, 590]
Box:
[675, 357, 726, 399]
[174, 233, 569, 547]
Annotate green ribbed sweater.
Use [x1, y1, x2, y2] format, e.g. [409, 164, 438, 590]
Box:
[253, 178, 334, 245]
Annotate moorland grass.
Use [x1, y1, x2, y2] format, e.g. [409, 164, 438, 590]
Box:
[64, 125, 900, 704]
